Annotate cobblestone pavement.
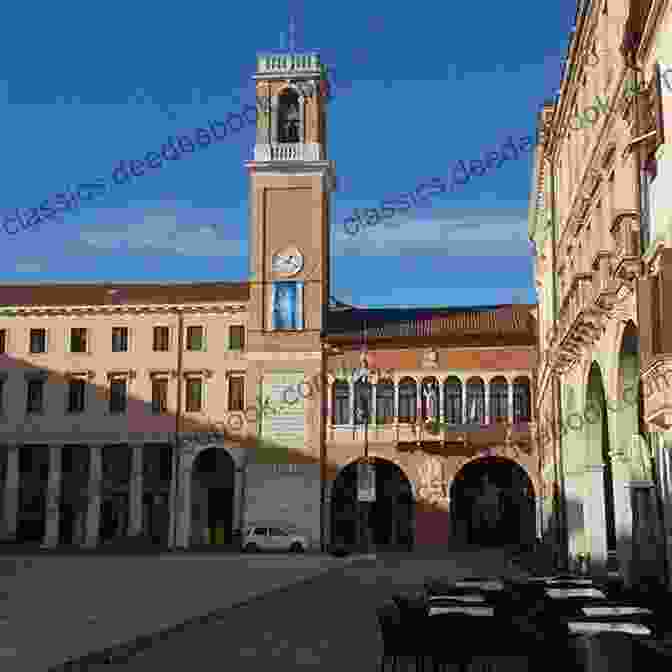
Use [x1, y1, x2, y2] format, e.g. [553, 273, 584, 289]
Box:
[0, 552, 372, 671]
[61, 547, 533, 671]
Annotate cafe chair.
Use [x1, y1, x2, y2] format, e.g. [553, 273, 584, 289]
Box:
[376, 601, 427, 672]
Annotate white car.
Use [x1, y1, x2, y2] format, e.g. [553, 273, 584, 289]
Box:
[243, 525, 308, 553]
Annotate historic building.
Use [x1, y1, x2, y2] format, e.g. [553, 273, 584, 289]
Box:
[0, 49, 538, 552]
[529, 0, 672, 589]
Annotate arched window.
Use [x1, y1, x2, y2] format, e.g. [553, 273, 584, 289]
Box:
[376, 379, 394, 425]
[398, 377, 417, 423]
[513, 377, 531, 423]
[489, 376, 509, 423]
[332, 380, 350, 425]
[354, 378, 372, 424]
[421, 377, 439, 422]
[444, 376, 463, 424]
[278, 89, 300, 143]
[466, 377, 485, 424]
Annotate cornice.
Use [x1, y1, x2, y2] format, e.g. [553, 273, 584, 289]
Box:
[0, 303, 249, 317]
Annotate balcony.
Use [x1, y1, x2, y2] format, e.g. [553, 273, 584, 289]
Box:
[610, 210, 642, 283]
[253, 142, 322, 162]
[638, 246, 672, 428]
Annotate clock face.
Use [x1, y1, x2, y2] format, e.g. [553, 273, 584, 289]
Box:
[272, 246, 304, 276]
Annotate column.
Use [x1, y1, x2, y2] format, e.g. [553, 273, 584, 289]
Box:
[484, 381, 490, 425]
[233, 466, 244, 534]
[2, 444, 19, 541]
[416, 380, 422, 423]
[326, 376, 333, 425]
[168, 441, 178, 549]
[462, 384, 468, 423]
[42, 445, 62, 548]
[393, 379, 399, 424]
[583, 464, 609, 575]
[85, 445, 102, 548]
[439, 380, 445, 425]
[129, 444, 143, 537]
[508, 380, 514, 424]
[370, 382, 377, 425]
[349, 378, 355, 426]
[536, 495, 544, 541]
[177, 457, 192, 548]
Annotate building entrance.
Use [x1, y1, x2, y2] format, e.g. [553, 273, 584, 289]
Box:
[330, 458, 414, 551]
[191, 447, 235, 546]
[450, 456, 535, 546]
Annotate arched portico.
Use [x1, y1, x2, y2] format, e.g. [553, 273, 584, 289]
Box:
[584, 362, 618, 572]
[329, 457, 414, 551]
[449, 456, 536, 546]
[175, 443, 242, 548]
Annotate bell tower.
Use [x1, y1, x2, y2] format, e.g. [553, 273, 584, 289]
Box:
[244, 47, 335, 465]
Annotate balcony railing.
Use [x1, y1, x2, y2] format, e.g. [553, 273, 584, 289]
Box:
[253, 142, 322, 162]
[610, 211, 642, 281]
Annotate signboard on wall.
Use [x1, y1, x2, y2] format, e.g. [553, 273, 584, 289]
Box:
[259, 371, 306, 461]
[357, 462, 376, 502]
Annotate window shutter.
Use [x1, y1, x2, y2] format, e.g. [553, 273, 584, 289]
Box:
[201, 378, 207, 411]
[66, 328, 71, 353]
[202, 328, 207, 352]
[225, 325, 230, 350]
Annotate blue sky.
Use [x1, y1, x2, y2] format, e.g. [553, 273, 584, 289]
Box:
[0, 1, 577, 308]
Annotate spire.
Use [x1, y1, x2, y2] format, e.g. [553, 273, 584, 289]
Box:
[288, 13, 296, 53]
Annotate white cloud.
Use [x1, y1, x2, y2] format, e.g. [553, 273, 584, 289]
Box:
[79, 212, 246, 258]
[14, 262, 43, 273]
[335, 212, 530, 257]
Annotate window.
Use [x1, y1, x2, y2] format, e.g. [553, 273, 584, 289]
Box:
[29, 328, 46, 354]
[109, 379, 127, 414]
[228, 376, 244, 411]
[70, 328, 87, 353]
[272, 282, 303, 330]
[152, 379, 168, 414]
[229, 325, 245, 350]
[489, 377, 509, 423]
[0, 378, 4, 415]
[398, 378, 417, 423]
[254, 527, 268, 536]
[112, 327, 128, 352]
[466, 377, 485, 424]
[153, 326, 170, 351]
[186, 326, 204, 351]
[354, 379, 372, 424]
[375, 379, 394, 425]
[513, 377, 531, 423]
[0, 329, 5, 353]
[270, 527, 288, 537]
[444, 377, 463, 424]
[67, 379, 85, 413]
[277, 89, 301, 143]
[332, 380, 350, 425]
[27, 379, 45, 414]
[186, 378, 203, 412]
[421, 378, 439, 422]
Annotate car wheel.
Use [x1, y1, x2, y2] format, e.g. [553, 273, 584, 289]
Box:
[290, 542, 304, 553]
[244, 543, 260, 553]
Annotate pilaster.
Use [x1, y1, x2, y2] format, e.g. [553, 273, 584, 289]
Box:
[85, 445, 102, 548]
[42, 445, 62, 548]
[582, 463, 609, 574]
[2, 444, 19, 541]
[129, 444, 143, 536]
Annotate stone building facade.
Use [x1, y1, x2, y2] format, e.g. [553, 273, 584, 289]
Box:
[0, 49, 539, 552]
[529, 0, 672, 588]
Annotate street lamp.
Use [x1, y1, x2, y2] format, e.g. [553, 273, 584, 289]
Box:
[353, 351, 374, 553]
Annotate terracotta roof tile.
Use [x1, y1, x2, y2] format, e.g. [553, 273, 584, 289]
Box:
[326, 304, 536, 345]
[0, 282, 250, 307]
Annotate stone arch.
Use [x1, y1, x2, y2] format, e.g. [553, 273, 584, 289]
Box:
[277, 87, 302, 143]
[448, 455, 536, 546]
[329, 457, 415, 551]
[585, 361, 618, 568]
[188, 444, 236, 546]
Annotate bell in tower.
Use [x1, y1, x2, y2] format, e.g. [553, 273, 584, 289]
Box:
[278, 90, 301, 144]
